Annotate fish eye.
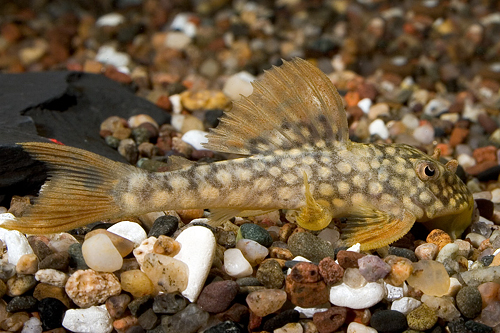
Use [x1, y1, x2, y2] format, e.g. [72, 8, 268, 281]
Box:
[416, 161, 439, 181]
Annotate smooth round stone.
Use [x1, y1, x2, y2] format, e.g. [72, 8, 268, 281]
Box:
[288, 232, 336, 263]
[107, 221, 147, 247]
[406, 304, 438, 331]
[329, 281, 385, 309]
[388, 247, 417, 262]
[174, 226, 216, 302]
[370, 310, 408, 332]
[480, 301, 500, 327]
[85, 229, 134, 257]
[153, 235, 181, 257]
[262, 309, 300, 332]
[415, 243, 439, 260]
[197, 280, 239, 313]
[406, 260, 450, 296]
[391, 297, 422, 315]
[5, 230, 34, 265]
[6, 295, 37, 312]
[343, 268, 367, 289]
[62, 305, 113, 333]
[413, 123, 435, 145]
[6, 274, 36, 297]
[369, 119, 389, 139]
[478, 282, 500, 307]
[236, 239, 269, 266]
[436, 243, 459, 263]
[148, 215, 179, 237]
[456, 286, 482, 318]
[38, 298, 67, 330]
[224, 248, 253, 278]
[358, 255, 391, 282]
[347, 322, 377, 333]
[68, 243, 88, 270]
[82, 233, 123, 272]
[246, 289, 287, 317]
[35, 269, 68, 288]
[238, 224, 273, 247]
[141, 253, 188, 294]
[16, 253, 38, 275]
[120, 270, 154, 298]
[161, 303, 209, 333]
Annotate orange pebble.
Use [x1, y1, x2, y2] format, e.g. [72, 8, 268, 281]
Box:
[426, 229, 452, 250]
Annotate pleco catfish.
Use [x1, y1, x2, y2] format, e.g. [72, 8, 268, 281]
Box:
[4, 58, 473, 250]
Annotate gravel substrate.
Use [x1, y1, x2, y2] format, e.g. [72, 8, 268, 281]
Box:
[2, 0, 500, 332]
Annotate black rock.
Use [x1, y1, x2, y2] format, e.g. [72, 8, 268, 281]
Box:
[475, 199, 494, 220]
[204, 109, 224, 128]
[38, 297, 67, 330]
[0, 71, 170, 207]
[152, 293, 187, 314]
[0, 262, 16, 281]
[128, 295, 154, 317]
[205, 321, 245, 333]
[67, 243, 89, 270]
[126, 325, 146, 333]
[388, 246, 418, 262]
[447, 318, 468, 333]
[456, 286, 483, 319]
[480, 255, 494, 266]
[38, 251, 70, 270]
[477, 165, 500, 182]
[6, 296, 38, 312]
[27, 236, 53, 261]
[148, 215, 179, 238]
[261, 309, 300, 332]
[465, 320, 493, 333]
[370, 310, 408, 332]
[138, 308, 159, 330]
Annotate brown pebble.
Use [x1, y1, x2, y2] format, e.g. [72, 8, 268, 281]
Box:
[27, 236, 53, 261]
[426, 229, 452, 250]
[465, 161, 498, 176]
[478, 113, 499, 134]
[153, 235, 181, 256]
[449, 127, 469, 147]
[16, 253, 38, 275]
[104, 66, 132, 84]
[1, 312, 29, 331]
[197, 280, 239, 313]
[279, 223, 297, 243]
[33, 283, 71, 308]
[269, 247, 294, 260]
[318, 257, 344, 285]
[6, 274, 36, 297]
[113, 315, 139, 333]
[473, 146, 497, 164]
[346, 308, 371, 326]
[248, 311, 262, 331]
[38, 251, 70, 271]
[313, 306, 347, 333]
[384, 255, 413, 287]
[289, 262, 322, 283]
[285, 274, 329, 308]
[216, 303, 249, 323]
[106, 294, 131, 319]
[156, 94, 172, 110]
[336, 251, 365, 269]
[477, 282, 500, 308]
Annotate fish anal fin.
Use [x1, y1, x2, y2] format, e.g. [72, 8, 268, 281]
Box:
[204, 58, 348, 155]
[341, 209, 416, 251]
[296, 172, 334, 231]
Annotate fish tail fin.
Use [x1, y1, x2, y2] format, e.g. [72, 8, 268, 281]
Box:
[2, 142, 134, 234]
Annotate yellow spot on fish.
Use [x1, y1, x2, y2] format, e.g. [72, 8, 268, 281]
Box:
[318, 167, 331, 178]
[352, 175, 365, 187]
[129, 173, 148, 190]
[316, 140, 326, 148]
[394, 163, 406, 174]
[278, 187, 294, 200]
[370, 160, 380, 169]
[281, 158, 296, 169]
[336, 162, 352, 174]
[351, 193, 365, 205]
[382, 159, 391, 166]
[255, 177, 272, 191]
[254, 161, 266, 172]
[357, 161, 369, 172]
[216, 170, 232, 184]
[199, 185, 220, 200]
[390, 177, 402, 189]
[122, 193, 139, 208]
[319, 183, 334, 196]
[269, 166, 281, 177]
[333, 198, 345, 207]
[369, 182, 383, 195]
[283, 173, 298, 184]
[289, 148, 302, 156]
[302, 156, 315, 165]
[321, 156, 331, 164]
[338, 181, 350, 195]
[170, 176, 189, 190]
[386, 147, 396, 155]
[152, 191, 169, 203]
[378, 171, 389, 182]
[237, 169, 253, 181]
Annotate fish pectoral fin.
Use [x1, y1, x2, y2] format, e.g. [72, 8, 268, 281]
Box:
[208, 208, 278, 227]
[341, 209, 416, 251]
[296, 173, 334, 231]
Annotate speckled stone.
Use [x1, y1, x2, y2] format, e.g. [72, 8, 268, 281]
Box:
[149, 215, 179, 237]
[197, 280, 239, 313]
[337, 251, 365, 269]
[288, 232, 335, 263]
[246, 289, 287, 317]
[370, 310, 408, 333]
[239, 223, 273, 247]
[105, 294, 131, 318]
[456, 286, 482, 318]
[407, 304, 438, 331]
[6, 274, 37, 296]
[464, 320, 493, 333]
[358, 255, 392, 282]
[205, 321, 245, 333]
[256, 259, 284, 289]
[318, 257, 344, 285]
[39, 251, 70, 271]
[6, 295, 37, 312]
[313, 306, 347, 333]
[388, 247, 417, 262]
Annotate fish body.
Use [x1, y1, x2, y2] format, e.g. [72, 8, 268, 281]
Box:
[5, 59, 473, 250]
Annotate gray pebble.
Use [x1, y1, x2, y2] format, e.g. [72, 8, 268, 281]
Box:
[456, 286, 482, 318]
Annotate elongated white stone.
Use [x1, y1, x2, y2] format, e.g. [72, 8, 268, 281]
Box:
[62, 305, 112, 333]
[107, 221, 147, 247]
[5, 230, 33, 265]
[329, 282, 385, 309]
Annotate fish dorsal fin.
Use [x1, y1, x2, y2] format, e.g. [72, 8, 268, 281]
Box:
[203, 58, 348, 155]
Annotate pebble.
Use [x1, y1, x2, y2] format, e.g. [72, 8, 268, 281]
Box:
[413, 123, 435, 145]
[133, 237, 156, 266]
[406, 260, 450, 296]
[6, 274, 37, 296]
[21, 317, 42, 333]
[455, 286, 482, 318]
[153, 235, 181, 256]
[62, 305, 113, 333]
[37, 297, 67, 330]
[329, 281, 385, 309]
[358, 255, 392, 282]
[388, 246, 418, 262]
[407, 304, 438, 331]
[181, 130, 209, 150]
[174, 226, 216, 302]
[465, 320, 493, 333]
[288, 232, 336, 263]
[128, 295, 153, 317]
[107, 221, 147, 247]
[153, 293, 187, 314]
[222, 71, 255, 100]
[161, 303, 209, 333]
[286, 263, 329, 307]
[238, 223, 273, 247]
[120, 269, 154, 297]
[343, 268, 368, 289]
[197, 281, 239, 313]
[105, 294, 131, 318]
[347, 322, 377, 333]
[148, 215, 179, 237]
[274, 322, 303, 333]
[6, 295, 37, 312]
[460, 266, 500, 287]
[35, 269, 68, 288]
[477, 282, 500, 307]
[246, 289, 287, 317]
[33, 283, 70, 308]
[426, 229, 452, 250]
[369, 310, 408, 332]
[480, 301, 500, 327]
[68, 243, 88, 270]
[64, 269, 121, 308]
[261, 309, 300, 332]
[313, 306, 347, 333]
[318, 257, 344, 285]
[5, 230, 34, 265]
[236, 239, 269, 266]
[16, 253, 38, 275]
[141, 253, 188, 294]
[369, 119, 389, 139]
[38, 251, 70, 271]
[415, 243, 439, 260]
[224, 248, 253, 278]
[391, 297, 422, 315]
[256, 259, 285, 289]
[205, 321, 245, 333]
[1, 312, 29, 331]
[82, 233, 123, 272]
[421, 294, 461, 321]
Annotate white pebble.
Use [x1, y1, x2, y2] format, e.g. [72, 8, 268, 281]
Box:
[413, 123, 435, 145]
[134, 236, 157, 266]
[424, 98, 449, 117]
[491, 188, 500, 203]
[224, 248, 253, 278]
[107, 221, 147, 247]
[170, 13, 197, 38]
[0, 214, 15, 240]
[465, 232, 486, 248]
[384, 282, 406, 301]
[391, 296, 422, 315]
[368, 119, 389, 139]
[444, 277, 462, 297]
[5, 230, 33, 265]
[96, 13, 125, 27]
[294, 306, 328, 318]
[223, 71, 256, 100]
[457, 154, 476, 169]
[357, 98, 372, 114]
[329, 282, 385, 309]
[346, 243, 361, 253]
[171, 114, 185, 132]
[182, 130, 209, 150]
[21, 316, 42, 333]
[347, 322, 378, 333]
[62, 305, 113, 333]
[95, 45, 130, 69]
[236, 239, 268, 266]
[165, 31, 191, 50]
[174, 226, 216, 302]
[436, 243, 459, 263]
[401, 113, 419, 130]
[35, 269, 68, 288]
[82, 234, 123, 272]
[170, 94, 182, 114]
